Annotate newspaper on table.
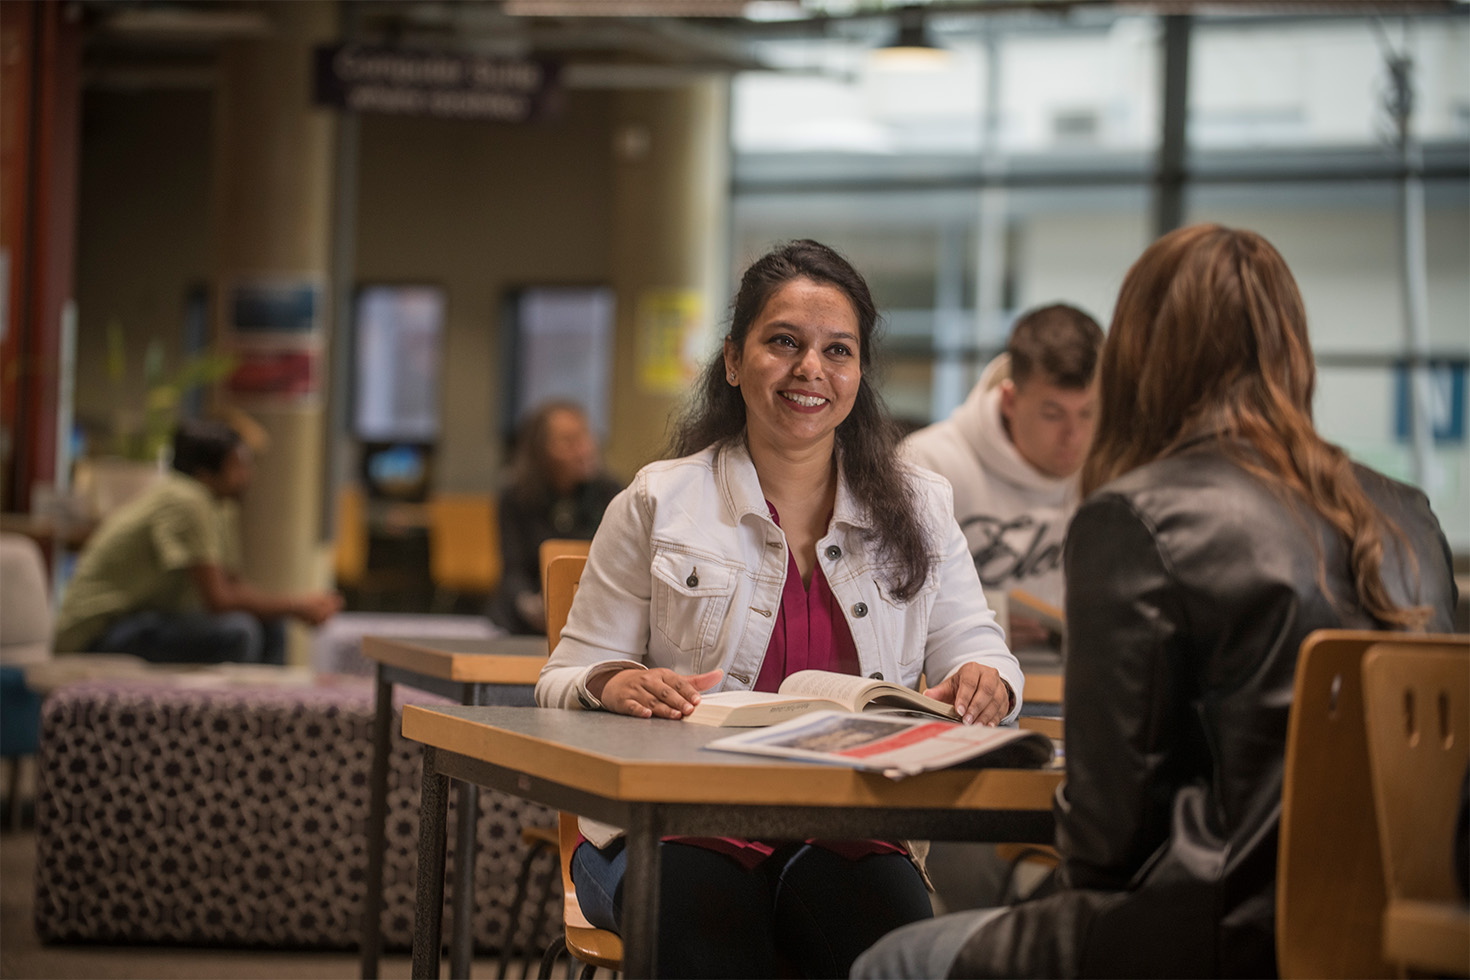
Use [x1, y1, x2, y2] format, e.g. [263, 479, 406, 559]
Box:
[704, 709, 1056, 779]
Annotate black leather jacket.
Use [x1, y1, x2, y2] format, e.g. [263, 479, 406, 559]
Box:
[951, 438, 1457, 979]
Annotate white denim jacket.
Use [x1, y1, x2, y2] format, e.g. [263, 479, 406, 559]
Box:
[535, 441, 1023, 720]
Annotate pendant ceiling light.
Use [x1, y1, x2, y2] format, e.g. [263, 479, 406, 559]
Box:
[870, 4, 951, 71]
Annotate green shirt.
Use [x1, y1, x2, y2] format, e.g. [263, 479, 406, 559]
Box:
[54, 471, 242, 652]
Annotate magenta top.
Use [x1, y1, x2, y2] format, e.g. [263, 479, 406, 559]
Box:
[671, 503, 903, 869]
[753, 505, 861, 691]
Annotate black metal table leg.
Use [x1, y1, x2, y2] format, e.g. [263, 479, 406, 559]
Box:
[621, 806, 661, 978]
[360, 666, 395, 979]
[413, 745, 451, 979]
[449, 780, 480, 978]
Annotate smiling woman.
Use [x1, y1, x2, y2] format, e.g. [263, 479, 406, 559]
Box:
[534, 239, 1023, 979]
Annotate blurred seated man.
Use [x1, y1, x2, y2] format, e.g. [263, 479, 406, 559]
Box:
[54, 419, 342, 664]
[489, 401, 622, 635]
[903, 303, 1102, 648]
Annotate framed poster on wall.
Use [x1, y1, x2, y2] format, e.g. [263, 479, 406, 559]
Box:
[352, 284, 446, 442]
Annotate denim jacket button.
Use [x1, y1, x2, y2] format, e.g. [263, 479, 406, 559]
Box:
[868, 671, 883, 681]
[824, 545, 842, 561]
[852, 602, 868, 618]
[686, 572, 698, 588]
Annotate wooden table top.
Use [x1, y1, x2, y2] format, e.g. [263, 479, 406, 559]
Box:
[1025, 672, 1062, 705]
[361, 634, 548, 684]
[401, 704, 1063, 811]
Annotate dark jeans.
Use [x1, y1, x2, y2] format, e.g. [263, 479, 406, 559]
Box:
[90, 610, 287, 665]
[571, 837, 933, 979]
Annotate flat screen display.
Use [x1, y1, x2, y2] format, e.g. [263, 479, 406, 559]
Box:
[353, 285, 445, 442]
[503, 285, 615, 439]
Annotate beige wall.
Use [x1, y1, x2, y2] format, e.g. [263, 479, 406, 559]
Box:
[605, 81, 730, 478]
[74, 67, 739, 533]
[75, 86, 636, 494]
[355, 95, 620, 492]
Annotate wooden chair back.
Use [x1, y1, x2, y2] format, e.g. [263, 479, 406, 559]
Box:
[539, 539, 591, 595]
[1277, 629, 1394, 979]
[553, 810, 625, 971]
[543, 555, 586, 656]
[539, 548, 622, 974]
[427, 493, 502, 595]
[1362, 636, 1470, 977]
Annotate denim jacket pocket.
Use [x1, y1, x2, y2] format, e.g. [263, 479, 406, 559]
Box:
[873, 563, 942, 667]
[650, 549, 738, 668]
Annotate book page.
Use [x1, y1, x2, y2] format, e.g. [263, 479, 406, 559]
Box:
[862, 688, 960, 720]
[697, 691, 812, 708]
[777, 670, 878, 711]
[780, 670, 957, 720]
[686, 690, 850, 727]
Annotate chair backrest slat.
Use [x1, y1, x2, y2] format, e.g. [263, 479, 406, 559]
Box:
[1278, 629, 1470, 979]
[1362, 639, 1470, 904]
[1278, 629, 1393, 979]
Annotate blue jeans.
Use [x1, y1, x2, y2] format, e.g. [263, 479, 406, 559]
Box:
[571, 837, 933, 979]
[90, 610, 287, 665]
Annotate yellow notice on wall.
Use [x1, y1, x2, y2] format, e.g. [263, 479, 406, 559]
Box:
[635, 289, 705, 394]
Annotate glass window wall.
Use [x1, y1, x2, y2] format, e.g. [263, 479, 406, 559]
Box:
[729, 9, 1469, 551]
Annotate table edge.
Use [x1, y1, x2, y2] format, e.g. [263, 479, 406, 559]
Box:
[362, 635, 547, 684]
[400, 704, 1062, 810]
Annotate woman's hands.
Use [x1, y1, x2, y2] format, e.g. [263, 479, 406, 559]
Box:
[924, 662, 1013, 726]
[591, 667, 725, 719]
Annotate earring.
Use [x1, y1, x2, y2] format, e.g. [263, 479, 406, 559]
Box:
[728, 372, 737, 384]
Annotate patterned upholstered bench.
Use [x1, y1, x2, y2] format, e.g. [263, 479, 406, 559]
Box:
[34, 674, 561, 952]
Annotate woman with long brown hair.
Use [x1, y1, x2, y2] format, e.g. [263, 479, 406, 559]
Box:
[855, 223, 1456, 979]
[537, 239, 1020, 977]
[489, 401, 622, 633]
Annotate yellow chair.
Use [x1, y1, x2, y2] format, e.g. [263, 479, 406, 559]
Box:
[538, 809, 624, 979]
[542, 554, 587, 657]
[1362, 636, 1470, 978]
[1277, 629, 1403, 979]
[427, 493, 502, 612]
[533, 551, 623, 978]
[539, 539, 591, 594]
[333, 484, 369, 591]
[1278, 630, 1470, 979]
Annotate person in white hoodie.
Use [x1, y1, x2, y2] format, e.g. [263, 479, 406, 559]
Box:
[903, 304, 1103, 648]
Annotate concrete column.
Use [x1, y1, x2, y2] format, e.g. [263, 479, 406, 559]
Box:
[210, 1, 337, 645]
[604, 78, 730, 477]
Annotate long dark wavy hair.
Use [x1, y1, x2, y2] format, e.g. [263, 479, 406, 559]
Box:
[667, 239, 932, 601]
[1083, 223, 1427, 628]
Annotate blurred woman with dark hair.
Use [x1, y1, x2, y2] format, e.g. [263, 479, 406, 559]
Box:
[490, 401, 621, 634]
[855, 223, 1456, 979]
[536, 239, 1022, 977]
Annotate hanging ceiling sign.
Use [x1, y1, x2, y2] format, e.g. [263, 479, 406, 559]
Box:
[313, 45, 561, 123]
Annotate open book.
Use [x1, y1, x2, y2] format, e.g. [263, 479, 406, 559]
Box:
[706, 710, 1056, 778]
[685, 669, 961, 728]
